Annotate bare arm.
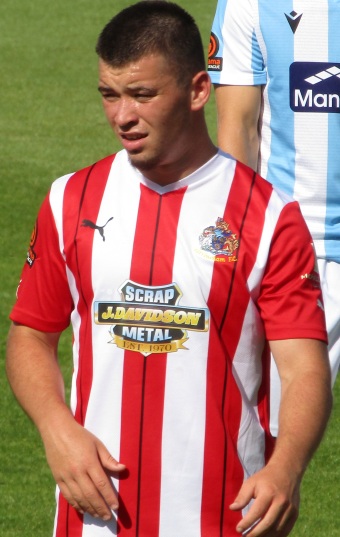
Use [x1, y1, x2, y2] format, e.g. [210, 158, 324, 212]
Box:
[214, 84, 262, 170]
[6, 323, 125, 520]
[230, 338, 332, 536]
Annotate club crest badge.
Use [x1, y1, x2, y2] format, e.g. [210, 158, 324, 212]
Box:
[199, 217, 239, 257]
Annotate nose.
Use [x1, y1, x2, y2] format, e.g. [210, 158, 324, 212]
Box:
[110, 97, 138, 129]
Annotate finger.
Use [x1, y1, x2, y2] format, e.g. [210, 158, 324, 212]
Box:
[68, 472, 113, 521]
[88, 467, 120, 515]
[274, 502, 299, 536]
[277, 513, 298, 537]
[240, 510, 297, 537]
[237, 497, 294, 537]
[230, 482, 255, 511]
[235, 496, 273, 535]
[97, 443, 126, 474]
[59, 468, 114, 521]
[58, 480, 85, 516]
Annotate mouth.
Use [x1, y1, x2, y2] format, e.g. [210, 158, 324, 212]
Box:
[120, 132, 147, 153]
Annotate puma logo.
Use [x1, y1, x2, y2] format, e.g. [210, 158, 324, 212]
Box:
[81, 217, 113, 242]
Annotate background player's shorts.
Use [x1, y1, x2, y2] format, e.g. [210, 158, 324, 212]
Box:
[318, 259, 340, 386]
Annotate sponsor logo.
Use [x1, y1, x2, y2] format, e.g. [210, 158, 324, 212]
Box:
[207, 32, 223, 72]
[285, 10, 303, 33]
[95, 280, 209, 356]
[26, 222, 38, 267]
[81, 216, 113, 242]
[290, 62, 340, 113]
[199, 217, 239, 260]
[300, 242, 321, 289]
[300, 272, 320, 283]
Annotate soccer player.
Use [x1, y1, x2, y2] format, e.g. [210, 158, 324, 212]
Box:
[208, 0, 340, 436]
[6, 2, 332, 537]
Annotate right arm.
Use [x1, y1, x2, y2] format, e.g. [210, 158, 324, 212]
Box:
[6, 323, 125, 521]
[214, 84, 262, 170]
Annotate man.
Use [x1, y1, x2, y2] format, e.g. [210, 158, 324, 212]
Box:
[208, 0, 340, 435]
[6, 2, 332, 537]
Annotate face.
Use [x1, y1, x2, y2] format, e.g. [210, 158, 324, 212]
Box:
[98, 55, 195, 183]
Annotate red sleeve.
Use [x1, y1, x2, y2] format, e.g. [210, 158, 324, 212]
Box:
[258, 201, 327, 343]
[10, 193, 73, 332]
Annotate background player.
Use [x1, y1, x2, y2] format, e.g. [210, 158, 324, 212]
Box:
[209, 0, 340, 435]
[6, 2, 332, 536]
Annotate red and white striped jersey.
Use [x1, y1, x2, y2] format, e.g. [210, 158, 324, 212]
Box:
[11, 150, 327, 537]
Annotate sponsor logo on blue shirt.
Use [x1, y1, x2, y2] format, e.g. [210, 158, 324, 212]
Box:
[290, 62, 340, 113]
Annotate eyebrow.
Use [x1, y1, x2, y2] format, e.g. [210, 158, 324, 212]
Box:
[98, 84, 157, 94]
[98, 84, 112, 93]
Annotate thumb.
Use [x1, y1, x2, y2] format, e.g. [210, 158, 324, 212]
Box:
[230, 482, 253, 511]
[96, 441, 126, 472]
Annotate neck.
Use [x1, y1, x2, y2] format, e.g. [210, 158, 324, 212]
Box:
[140, 132, 217, 187]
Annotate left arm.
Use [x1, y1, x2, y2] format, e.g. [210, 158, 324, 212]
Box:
[214, 84, 262, 170]
[230, 338, 332, 536]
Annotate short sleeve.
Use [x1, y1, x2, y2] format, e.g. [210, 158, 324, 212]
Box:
[208, 0, 266, 86]
[258, 201, 327, 343]
[10, 193, 73, 332]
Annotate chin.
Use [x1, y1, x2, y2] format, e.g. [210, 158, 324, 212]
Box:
[128, 153, 160, 172]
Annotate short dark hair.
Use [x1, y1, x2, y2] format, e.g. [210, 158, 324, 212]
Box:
[95, 1, 206, 86]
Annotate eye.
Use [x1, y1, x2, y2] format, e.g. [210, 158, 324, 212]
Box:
[98, 87, 119, 102]
[134, 90, 157, 102]
[135, 95, 150, 102]
[101, 93, 119, 103]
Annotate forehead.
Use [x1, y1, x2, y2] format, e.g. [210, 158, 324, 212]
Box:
[98, 54, 175, 86]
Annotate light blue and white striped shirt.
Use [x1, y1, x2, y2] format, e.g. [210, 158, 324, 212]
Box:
[209, 0, 340, 262]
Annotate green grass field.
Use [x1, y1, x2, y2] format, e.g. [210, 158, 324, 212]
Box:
[0, 0, 339, 535]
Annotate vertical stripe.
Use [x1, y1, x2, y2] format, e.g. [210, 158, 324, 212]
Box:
[293, 0, 328, 257]
[258, 0, 296, 194]
[51, 152, 279, 536]
[82, 153, 143, 536]
[257, 343, 273, 462]
[159, 161, 234, 537]
[201, 163, 273, 535]
[118, 185, 186, 536]
[326, 1, 340, 258]
[54, 155, 115, 536]
[63, 156, 116, 424]
[55, 493, 83, 537]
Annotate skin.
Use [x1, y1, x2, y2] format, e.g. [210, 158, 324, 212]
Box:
[231, 338, 331, 536]
[6, 326, 332, 533]
[98, 55, 216, 185]
[6, 324, 125, 521]
[213, 82, 334, 534]
[6, 55, 332, 534]
[214, 84, 262, 170]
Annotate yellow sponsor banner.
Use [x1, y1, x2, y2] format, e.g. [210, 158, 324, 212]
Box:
[111, 334, 189, 354]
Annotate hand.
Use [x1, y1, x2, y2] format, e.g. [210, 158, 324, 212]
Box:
[229, 463, 300, 536]
[42, 418, 126, 521]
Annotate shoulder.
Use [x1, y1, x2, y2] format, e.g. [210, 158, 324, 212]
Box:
[213, 0, 256, 21]
[45, 152, 124, 226]
[218, 151, 295, 204]
[53, 153, 118, 188]
[49, 152, 126, 204]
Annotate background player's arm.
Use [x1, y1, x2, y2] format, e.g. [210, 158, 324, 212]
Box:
[214, 84, 262, 170]
[6, 323, 125, 520]
[230, 338, 332, 537]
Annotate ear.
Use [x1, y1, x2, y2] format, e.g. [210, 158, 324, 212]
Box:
[190, 71, 211, 111]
